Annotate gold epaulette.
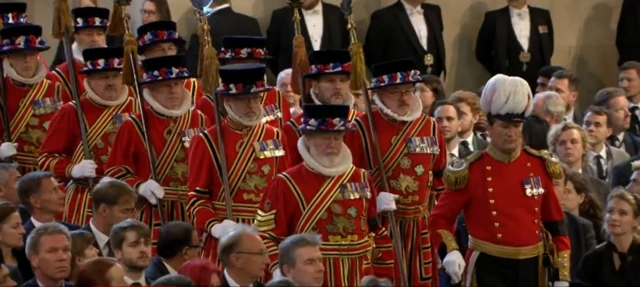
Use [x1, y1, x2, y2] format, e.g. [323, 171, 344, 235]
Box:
[443, 151, 482, 190]
[524, 146, 564, 180]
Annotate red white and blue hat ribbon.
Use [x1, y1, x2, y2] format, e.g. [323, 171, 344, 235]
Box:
[74, 17, 109, 29]
[138, 30, 180, 46]
[217, 81, 269, 95]
[308, 62, 352, 74]
[82, 58, 123, 73]
[299, 117, 354, 131]
[219, 47, 268, 59]
[2, 13, 28, 25]
[1, 35, 46, 51]
[142, 67, 189, 83]
[370, 69, 422, 89]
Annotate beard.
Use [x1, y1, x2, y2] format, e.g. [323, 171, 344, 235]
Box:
[309, 146, 341, 168]
[121, 257, 148, 272]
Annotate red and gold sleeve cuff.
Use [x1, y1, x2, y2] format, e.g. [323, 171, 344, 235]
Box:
[437, 229, 459, 253]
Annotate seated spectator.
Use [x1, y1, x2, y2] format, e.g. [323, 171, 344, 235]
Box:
[360, 275, 393, 287]
[277, 234, 324, 287]
[563, 171, 606, 243]
[151, 274, 194, 287]
[0, 263, 16, 287]
[277, 69, 302, 117]
[0, 201, 30, 284]
[69, 230, 98, 281]
[531, 91, 565, 127]
[0, 163, 28, 224]
[23, 223, 72, 287]
[111, 219, 152, 285]
[575, 188, 640, 286]
[523, 115, 551, 150]
[626, 160, 640, 195]
[266, 277, 296, 287]
[146, 221, 201, 282]
[217, 224, 268, 286]
[536, 65, 565, 93]
[73, 257, 126, 287]
[417, 74, 445, 115]
[178, 259, 220, 287]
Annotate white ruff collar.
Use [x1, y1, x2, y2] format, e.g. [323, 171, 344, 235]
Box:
[83, 78, 128, 107]
[310, 89, 354, 108]
[72, 42, 85, 64]
[298, 136, 353, 176]
[372, 91, 422, 122]
[3, 58, 47, 85]
[142, 87, 191, 117]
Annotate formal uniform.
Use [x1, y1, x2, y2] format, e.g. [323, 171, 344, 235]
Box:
[282, 49, 362, 166]
[344, 59, 447, 287]
[196, 36, 290, 129]
[105, 55, 209, 253]
[429, 74, 571, 287]
[187, 63, 289, 261]
[0, 2, 49, 71]
[0, 24, 70, 173]
[255, 104, 394, 286]
[137, 20, 203, 105]
[48, 7, 110, 97]
[38, 47, 137, 226]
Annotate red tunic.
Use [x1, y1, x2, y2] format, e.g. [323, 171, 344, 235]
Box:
[186, 119, 290, 261]
[184, 78, 204, 105]
[344, 111, 447, 287]
[48, 60, 86, 97]
[105, 107, 210, 254]
[284, 109, 362, 166]
[195, 89, 291, 130]
[428, 147, 572, 282]
[255, 163, 395, 286]
[0, 77, 71, 173]
[38, 89, 138, 226]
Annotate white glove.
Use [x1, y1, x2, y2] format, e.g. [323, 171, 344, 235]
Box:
[442, 250, 465, 284]
[210, 219, 238, 239]
[0, 142, 17, 159]
[138, 180, 164, 205]
[552, 281, 570, 287]
[376, 192, 399, 213]
[271, 268, 283, 280]
[71, 159, 97, 179]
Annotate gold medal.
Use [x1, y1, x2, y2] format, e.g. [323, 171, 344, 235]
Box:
[424, 53, 434, 66]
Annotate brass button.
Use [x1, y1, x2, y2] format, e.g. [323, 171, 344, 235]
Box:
[492, 211, 497, 216]
[489, 199, 495, 204]
[497, 233, 502, 238]
[488, 188, 493, 192]
[534, 208, 539, 212]
[486, 166, 491, 170]
[534, 219, 539, 224]
[487, 177, 492, 181]
[529, 173, 534, 176]
[494, 222, 499, 227]
[534, 195, 538, 200]
[536, 231, 539, 235]
[527, 163, 531, 167]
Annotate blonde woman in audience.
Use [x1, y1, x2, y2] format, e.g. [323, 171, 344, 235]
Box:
[69, 230, 99, 282]
[575, 188, 640, 286]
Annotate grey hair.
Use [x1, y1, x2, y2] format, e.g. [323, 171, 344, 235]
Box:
[278, 233, 322, 274]
[26, 222, 70, 257]
[0, 163, 18, 186]
[277, 69, 292, 90]
[360, 275, 393, 287]
[266, 277, 297, 287]
[217, 224, 258, 267]
[151, 275, 195, 287]
[534, 91, 566, 120]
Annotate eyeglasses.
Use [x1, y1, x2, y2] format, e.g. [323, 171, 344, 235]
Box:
[140, 9, 157, 16]
[235, 251, 269, 257]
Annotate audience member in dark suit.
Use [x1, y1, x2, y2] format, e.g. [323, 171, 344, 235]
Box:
[593, 87, 640, 157]
[0, 202, 32, 283]
[217, 225, 266, 287]
[81, 178, 137, 257]
[145, 222, 200, 283]
[0, 164, 29, 225]
[612, 154, 639, 188]
[5, 264, 20, 287]
[548, 70, 584, 125]
[616, 0, 640, 66]
[619, 62, 640, 137]
[475, 0, 553, 91]
[266, 0, 349, 75]
[562, 171, 606, 244]
[364, 0, 446, 77]
[535, 65, 564, 93]
[564, 211, 596, 281]
[150, 274, 195, 287]
[111, 219, 152, 285]
[449, 91, 488, 157]
[523, 114, 550, 150]
[185, 0, 262, 75]
[22, 223, 73, 287]
[16, 172, 80, 239]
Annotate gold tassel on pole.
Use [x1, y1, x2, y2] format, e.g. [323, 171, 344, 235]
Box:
[349, 41, 366, 91]
[107, 2, 125, 36]
[122, 31, 139, 86]
[195, 13, 220, 95]
[52, 0, 72, 39]
[291, 34, 309, 96]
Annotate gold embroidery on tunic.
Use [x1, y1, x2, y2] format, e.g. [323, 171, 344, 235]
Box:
[240, 174, 268, 192]
[325, 215, 356, 235]
[261, 164, 271, 175]
[167, 163, 188, 181]
[414, 164, 425, 176]
[390, 173, 419, 194]
[242, 193, 263, 202]
[399, 156, 411, 169]
[248, 162, 258, 173]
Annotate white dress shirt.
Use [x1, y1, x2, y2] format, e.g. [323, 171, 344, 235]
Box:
[224, 269, 253, 287]
[162, 260, 178, 275]
[564, 108, 575, 123]
[301, 2, 323, 51]
[207, 3, 230, 15]
[123, 275, 146, 286]
[401, 0, 428, 50]
[31, 217, 46, 228]
[89, 219, 110, 256]
[509, 5, 530, 51]
[447, 145, 459, 163]
[588, 146, 608, 177]
[616, 132, 626, 151]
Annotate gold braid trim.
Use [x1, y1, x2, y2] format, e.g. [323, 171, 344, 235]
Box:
[443, 151, 481, 190]
[524, 146, 564, 180]
[437, 230, 459, 252]
[557, 250, 571, 282]
[253, 209, 277, 232]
